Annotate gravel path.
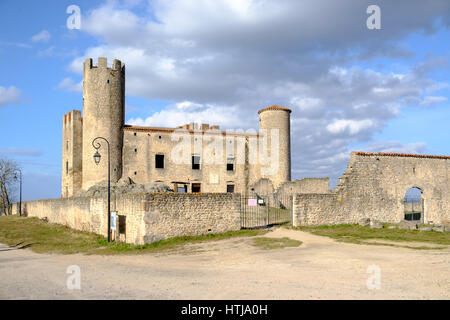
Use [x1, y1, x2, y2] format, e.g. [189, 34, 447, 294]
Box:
[0, 228, 448, 299]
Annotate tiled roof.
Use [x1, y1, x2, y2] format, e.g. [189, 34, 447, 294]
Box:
[258, 105, 292, 114]
[352, 151, 450, 160]
[123, 125, 259, 137]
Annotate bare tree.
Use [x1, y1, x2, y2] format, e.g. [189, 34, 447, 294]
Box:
[0, 157, 20, 215]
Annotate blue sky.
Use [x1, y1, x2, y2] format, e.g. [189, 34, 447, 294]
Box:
[0, 0, 449, 201]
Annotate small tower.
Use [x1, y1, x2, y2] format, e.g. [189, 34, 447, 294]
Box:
[82, 57, 125, 190]
[258, 105, 291, 190]
[62, 110, 83, 197]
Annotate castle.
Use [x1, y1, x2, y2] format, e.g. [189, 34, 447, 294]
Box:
[62, 57, 292, 197]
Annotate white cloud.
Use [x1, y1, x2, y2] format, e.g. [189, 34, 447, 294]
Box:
[0, 86, 23, 107]
[0, 148, 43, 157]
[327, 119, 376, 135]
[361, 141, 428, 154]
[31, 30, 51, 43]
[419, 96, 447, 107]
[56, 78, 82, 93]
[65, 0, 450, 182]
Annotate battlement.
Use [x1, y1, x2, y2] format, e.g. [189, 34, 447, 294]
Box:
[63, 110, 82, 126]
[84, 57, 125, 72]
[176, 122, 220, 130]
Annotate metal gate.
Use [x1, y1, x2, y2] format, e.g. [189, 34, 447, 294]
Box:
[240, 194, 292, 228]
[403, 197, 424, 223]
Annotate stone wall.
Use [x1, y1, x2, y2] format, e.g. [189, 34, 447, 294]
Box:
[293, 152, 450, 226]
[11, 193, 241, 244]
[277, 178, 330, 196]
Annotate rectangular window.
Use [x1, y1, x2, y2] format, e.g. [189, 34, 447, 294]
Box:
[155, 154, 164, 168]
[227, 156, 234, 171]
[177, 185, 187, 193]
[192, 183, 201, 193]
[118, 215, 126, 234]
[227, 184, 235, 193]
[192, 154, 200, 170]
[66, 140, 69, 151]
[66, 161, 69, 175]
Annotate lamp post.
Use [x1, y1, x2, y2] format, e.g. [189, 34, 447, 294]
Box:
[92, 137, 111, 243]
[14, 169, 22, 216]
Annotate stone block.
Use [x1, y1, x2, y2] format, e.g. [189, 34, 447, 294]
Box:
[359, 218, 370, 227]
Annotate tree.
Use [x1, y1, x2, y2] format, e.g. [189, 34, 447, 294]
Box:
[0, 157, 20, 215]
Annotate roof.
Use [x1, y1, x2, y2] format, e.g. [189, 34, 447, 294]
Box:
[123, 125, 259, 137]
[352, 151, 450, 160]
[258, 105, 292, 114]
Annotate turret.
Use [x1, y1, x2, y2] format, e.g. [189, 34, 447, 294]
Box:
[62, 110, 83, 197]
[82, 57, 125, 190]
[258, 105, 291, 190]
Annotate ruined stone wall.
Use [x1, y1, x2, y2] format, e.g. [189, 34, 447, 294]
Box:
[12, 193, 241, 245]
[277, 178, 330, 196]
[293, 152, 450, 226]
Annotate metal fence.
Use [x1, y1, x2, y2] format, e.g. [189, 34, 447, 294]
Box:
[403, 197, 423, 222]
[240, 194, 292, 229]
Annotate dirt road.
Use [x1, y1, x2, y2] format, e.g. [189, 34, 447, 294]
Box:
[0, 228, 448, 299]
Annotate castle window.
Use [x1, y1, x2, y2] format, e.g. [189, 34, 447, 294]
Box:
[66, 161, 68, 175]
[158, 135, 162, 139]
[227, 184, 235, 193]
[134, 132, 137, 136]
[192, 154, 200, 170]
[155, 154, 164, 169]
[192, 183, 201, 193]
[66, 140, 69, 151]
[227, 156, 234, 171]
[134, 171, 137, 175]
[107, 80, 110, 84]
[134, 148, 137, 153]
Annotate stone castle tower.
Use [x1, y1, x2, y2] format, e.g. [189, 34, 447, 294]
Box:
[81, 58, 125, 190]
[258, 105, 291, 190]
[62, 57, 291, 197]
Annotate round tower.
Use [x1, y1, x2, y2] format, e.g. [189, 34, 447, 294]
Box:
[258, 105, 291, 190]
[82, 57, 125, 190]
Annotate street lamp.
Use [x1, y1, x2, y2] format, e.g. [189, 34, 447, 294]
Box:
[14, 169, 22, 216]
[92, 137, 111, 243]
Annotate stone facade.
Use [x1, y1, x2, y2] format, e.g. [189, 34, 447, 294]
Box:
[61, 110, 83, 197]
[293, 152, 450, 226]
[62, 57, 292, 197]
[11, 192, 241, 244]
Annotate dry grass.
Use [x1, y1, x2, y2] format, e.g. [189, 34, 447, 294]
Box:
[293, 224, 450, 249]
[0, 215, 268, 255]
[251, 237, 302, 250]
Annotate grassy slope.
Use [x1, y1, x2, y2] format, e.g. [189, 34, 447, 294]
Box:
[295, 224, 450, 248]
[0, 215, 268, 255]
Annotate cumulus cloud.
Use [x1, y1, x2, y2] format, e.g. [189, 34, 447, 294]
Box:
[0, 86, 23, 107]
[31, 30, 51, 43]
[66, 0, 450, 182]
[361, 141, 428, 154]
[56, 78, 82, 93]
[0, 148, 43, 157]
[419, 96, 448, 107]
